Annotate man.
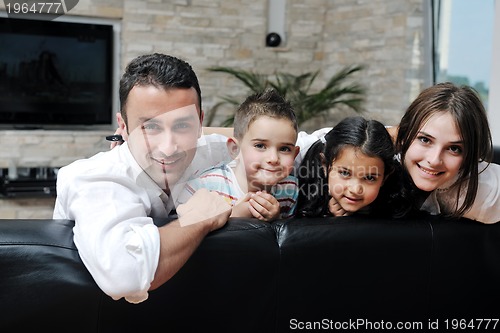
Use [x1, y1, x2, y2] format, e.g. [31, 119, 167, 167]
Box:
[53, 53, 232, 303]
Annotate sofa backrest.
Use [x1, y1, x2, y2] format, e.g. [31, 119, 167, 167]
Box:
[0, 219, 102, 331]
[275, 216, 500, 331]
[1, 216, 500, 332]
[97, 219, 280, 332]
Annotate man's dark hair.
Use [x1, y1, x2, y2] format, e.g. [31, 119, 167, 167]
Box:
[119, 53, 202, 125]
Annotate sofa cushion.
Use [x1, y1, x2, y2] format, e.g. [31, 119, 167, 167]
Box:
[97, 218, 279, 333]
[274, 216, 432, 330]
[0, 219, 103, 332]
[428, 217, 500, 318]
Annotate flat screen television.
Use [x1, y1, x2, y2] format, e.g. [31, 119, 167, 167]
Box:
[0, 13, 119, 129]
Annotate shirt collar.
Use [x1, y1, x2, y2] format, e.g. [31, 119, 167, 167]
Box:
[118, 142, 166, 199]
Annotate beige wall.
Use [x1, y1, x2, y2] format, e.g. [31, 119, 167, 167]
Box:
[0, 0, 429, 217]
[40, 0, 428, 128]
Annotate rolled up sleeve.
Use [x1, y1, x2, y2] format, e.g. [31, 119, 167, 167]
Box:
[56, 164, 161, 303]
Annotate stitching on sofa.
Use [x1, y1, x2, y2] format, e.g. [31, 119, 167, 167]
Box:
[0, 242, 77, 250]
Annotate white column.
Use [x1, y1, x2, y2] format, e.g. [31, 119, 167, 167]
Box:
[267, 0, 286, 46]
[489, 0, 500, 145]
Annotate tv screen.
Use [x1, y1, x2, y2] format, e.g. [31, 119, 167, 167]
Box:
[0, 15, 114, 128]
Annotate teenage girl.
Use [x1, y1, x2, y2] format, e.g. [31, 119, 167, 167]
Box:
[393, 82, 500, 223]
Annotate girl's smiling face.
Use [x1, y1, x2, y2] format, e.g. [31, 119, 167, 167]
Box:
[403, 111, 464, 191]
[327, 146, 385, 213]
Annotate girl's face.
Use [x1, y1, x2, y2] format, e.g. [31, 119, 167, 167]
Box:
[327, 146, 385, 213]
[404, 112, 464, 191]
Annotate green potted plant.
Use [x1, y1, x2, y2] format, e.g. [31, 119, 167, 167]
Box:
[205, 65, 366, 127]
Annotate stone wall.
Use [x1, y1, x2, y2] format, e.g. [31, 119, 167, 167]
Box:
[0, 0, 428, 218]
[0, 130, 110, 218]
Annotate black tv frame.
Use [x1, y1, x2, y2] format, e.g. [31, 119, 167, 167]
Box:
[0, 12, 120, 130]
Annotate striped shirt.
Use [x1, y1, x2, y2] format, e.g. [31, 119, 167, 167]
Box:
[181, 163, 298, 218]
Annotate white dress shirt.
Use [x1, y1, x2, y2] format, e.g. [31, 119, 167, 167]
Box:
[53, 133, 231, 303]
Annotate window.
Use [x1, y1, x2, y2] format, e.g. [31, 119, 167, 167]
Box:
[432, 0, 494, 107]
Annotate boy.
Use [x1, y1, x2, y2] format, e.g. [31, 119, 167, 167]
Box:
[178, 89, 300, 221]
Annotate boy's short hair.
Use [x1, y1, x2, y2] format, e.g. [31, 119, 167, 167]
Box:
[233, 89, 298, 140]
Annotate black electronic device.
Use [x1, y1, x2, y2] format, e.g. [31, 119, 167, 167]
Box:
[0, 14, 114, 128]
[0, 166, 58, 198]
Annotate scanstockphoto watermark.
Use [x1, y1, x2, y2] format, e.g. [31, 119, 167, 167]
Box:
[4, 0, 79, 19]
[290, 318, 425, 331]
[290, 318, 500, 331]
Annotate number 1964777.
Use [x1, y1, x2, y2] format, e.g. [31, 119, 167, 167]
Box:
[6, 2, 66, 15]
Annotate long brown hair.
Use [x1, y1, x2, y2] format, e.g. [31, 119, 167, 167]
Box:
[395, 82, 493, 218]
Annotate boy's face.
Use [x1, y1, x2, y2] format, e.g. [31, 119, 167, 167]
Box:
[124, 85, 203, 191]
[236, 116, 299, 191]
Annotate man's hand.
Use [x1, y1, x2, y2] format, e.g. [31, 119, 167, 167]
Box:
[230, 193, 254, 219]
[386, 125, 398, 144]
[152, 189, 231, 292]
[176, 188, 232, 229]
[328, 197, 351, 217]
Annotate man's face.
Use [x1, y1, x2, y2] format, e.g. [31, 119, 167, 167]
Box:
[124, 85, 202, 191]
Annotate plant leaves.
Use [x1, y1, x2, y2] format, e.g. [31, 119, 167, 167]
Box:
[206, 65, 366, 127]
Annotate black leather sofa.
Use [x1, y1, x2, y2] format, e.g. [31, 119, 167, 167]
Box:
[1, 215, 500, 333]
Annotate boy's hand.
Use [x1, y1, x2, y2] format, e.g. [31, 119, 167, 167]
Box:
[328, 197, 351, 217]
[248, 191, 280, 222]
